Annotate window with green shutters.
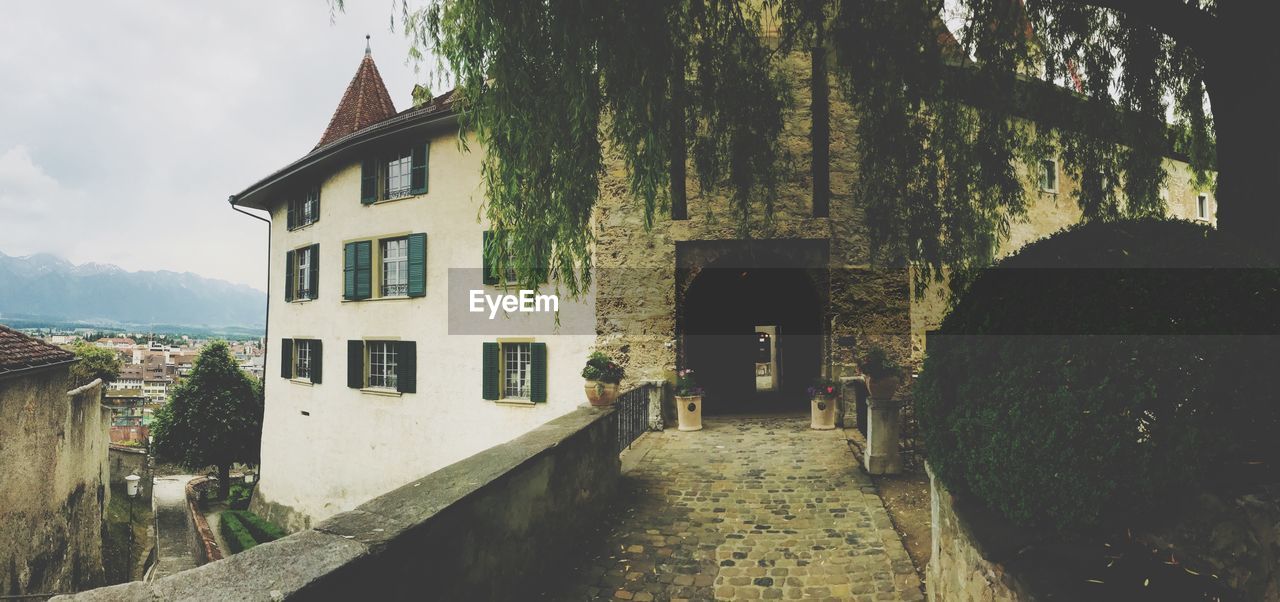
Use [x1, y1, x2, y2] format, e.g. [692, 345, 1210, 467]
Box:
[284, 244, 319, 302]
[279, 338, 322, 384]
[482, 230, 549, 287]
[482, 341, 546, 402]
[346, 339, 415, 393]
[359, 141, 429, 204]
[344, 234, 425, 300]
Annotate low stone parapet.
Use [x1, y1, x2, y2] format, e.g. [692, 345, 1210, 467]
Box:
[55, 404, 619, 601]
[184, 477, 222, 565]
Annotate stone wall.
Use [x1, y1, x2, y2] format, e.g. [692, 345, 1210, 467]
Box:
[185, 477, 222, 565]
[54, 404, 620, 601]
[107, 445, 146, 487]
[0, 373, 110, 595]
[926, 465, 1036, 602]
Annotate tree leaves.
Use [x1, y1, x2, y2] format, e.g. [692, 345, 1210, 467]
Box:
[150, 341, 263, 474]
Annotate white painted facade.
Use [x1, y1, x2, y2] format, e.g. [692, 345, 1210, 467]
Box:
[250, 127, 597, 528]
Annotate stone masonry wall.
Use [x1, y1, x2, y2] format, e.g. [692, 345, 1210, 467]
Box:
[54, 405, 620, 601]
[0, 372, 110, 595]
[926, 465, 1034, 602]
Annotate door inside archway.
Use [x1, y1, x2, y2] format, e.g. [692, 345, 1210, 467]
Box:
[682, 266, 822, 414]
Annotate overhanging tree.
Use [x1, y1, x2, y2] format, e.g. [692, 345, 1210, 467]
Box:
[70, 342, 121, 389]
[151, 341, 263, 499]
[367, 0, 1274, 291]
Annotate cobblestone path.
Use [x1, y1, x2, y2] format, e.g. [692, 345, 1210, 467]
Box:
[544, 414, 923, 601]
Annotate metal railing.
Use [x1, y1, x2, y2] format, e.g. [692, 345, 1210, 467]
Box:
[615, 384, 652, 454]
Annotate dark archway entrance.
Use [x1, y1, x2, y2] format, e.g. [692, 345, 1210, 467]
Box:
[677, 241, 827, 414]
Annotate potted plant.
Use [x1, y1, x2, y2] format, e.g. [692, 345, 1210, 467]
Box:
[808, 377, 840, 430]
[674, 369, 704, 431]
[858, 344, 903, 400]
[581, 351, 624, 406]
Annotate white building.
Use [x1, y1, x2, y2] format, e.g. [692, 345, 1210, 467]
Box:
[229, 44, 596, 531]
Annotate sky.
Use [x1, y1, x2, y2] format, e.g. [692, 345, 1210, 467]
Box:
[0, 2, 432, 292]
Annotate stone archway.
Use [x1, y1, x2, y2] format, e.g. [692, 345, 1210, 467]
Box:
[676, 240, 829, 414]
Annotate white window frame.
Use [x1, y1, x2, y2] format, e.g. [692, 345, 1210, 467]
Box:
[502, 342, 532, 400]
[294, 339, 312, 381]
[381, 237, 409, 297]
[368, 341, 398, 390]
[1197, 194, 1209, 220]
[1038, 158, 1058, 193]
[295, 246, 314, 300]
[386, 150, 413, 200]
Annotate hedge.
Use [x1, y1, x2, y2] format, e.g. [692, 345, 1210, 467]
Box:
[219, 511, 259, 554]
[918, 218, 1280, 535]
[227, 484, 252, 511]
[219, 510, 285, 554]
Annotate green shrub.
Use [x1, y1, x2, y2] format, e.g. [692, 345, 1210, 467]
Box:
[219, 511, 258, 554]
[856, 344, 901, 379]
[581, 351, 624, 383]
[231, 510, 286, 543]
[227, 484, 252, 510]
[918, 218, 1280, 536]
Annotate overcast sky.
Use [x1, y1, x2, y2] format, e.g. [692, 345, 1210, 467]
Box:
[0, 2, 430, 292]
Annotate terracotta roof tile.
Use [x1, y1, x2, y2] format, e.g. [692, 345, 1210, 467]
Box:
[0, 324, 76, 377]
[315, 50, 398, 150]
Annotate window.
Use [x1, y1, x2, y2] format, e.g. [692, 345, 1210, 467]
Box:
[1197, 194, 1208, 219]
[368, 341, 399, 390]
[381, 238, 409, 297]
[1038, 158, 1058, 193]
[361, 142, 428, 203]
[482, 341, 546, 403]
[483, 230, 547, 286]
[280, 338, 322, 383]
[344, 234, 426, 300]
[503, 342, 532, 400]
[386, 150, 413, 200]
[295, 246, 314, 300]
[286, 244, 319, 302]
[347, 340, 416, 393]
[295, 340, 313, 380]
[287, 187, 320, 230]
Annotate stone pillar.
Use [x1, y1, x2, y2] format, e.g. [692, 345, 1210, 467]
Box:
[642, 380, 666, 431]
[865, 395, 903, 475]
[839, 376, 865, 430]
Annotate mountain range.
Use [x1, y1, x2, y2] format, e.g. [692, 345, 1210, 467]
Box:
[0, 252, 265, 330]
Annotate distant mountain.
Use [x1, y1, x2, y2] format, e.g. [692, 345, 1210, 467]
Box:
[0, 252, 265, 330]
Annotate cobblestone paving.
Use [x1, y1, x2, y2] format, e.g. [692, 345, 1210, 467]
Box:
[544, 414, 923, 601]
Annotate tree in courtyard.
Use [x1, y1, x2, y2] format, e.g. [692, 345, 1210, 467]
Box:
[150, 340, 263, 499]
[70, 341, 121, 388]
[338, 0, 1275, 295]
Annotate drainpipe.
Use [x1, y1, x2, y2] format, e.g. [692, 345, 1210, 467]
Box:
[228, 196, 271, 387]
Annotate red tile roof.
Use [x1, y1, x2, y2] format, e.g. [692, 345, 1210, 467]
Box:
[315, 49, 398, 150]
[0, 324, 76, 377]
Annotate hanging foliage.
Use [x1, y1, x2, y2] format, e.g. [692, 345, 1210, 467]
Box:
[367, 0, 1218, 296]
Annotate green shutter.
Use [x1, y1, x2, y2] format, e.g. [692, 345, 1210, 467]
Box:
[280, 339, 293, 379]
[355, 240, 373, 300]
[407, 233, 427, 297]
[309, 244, 320, 299]
[482, 231, 499, 285]
[311, 340, 323, 384]
[482, 342, 500, 400]
[311, 185, 321, 223]
[347, 340, 364, 388]
[286, 199, 296, 230]
[284, 250, 296, 302]
[410, 142, 429, 195]
[361, 158, 378, 204]
[530, 342, 547, 403]
[397, 341, 417, 393]
[343, 242, 356, 300]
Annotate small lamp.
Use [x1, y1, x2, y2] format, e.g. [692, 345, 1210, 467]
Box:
[125, 474, 141, 498]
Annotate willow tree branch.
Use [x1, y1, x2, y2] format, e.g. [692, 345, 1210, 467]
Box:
[1058, 0, 1218, 52]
